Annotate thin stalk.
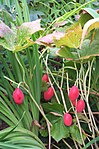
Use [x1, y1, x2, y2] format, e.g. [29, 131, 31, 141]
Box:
[73, 140, 79, 149]
[87, 60, 98, 132]
[66, 72, 69, 95]
[62, 139, 72, 149]
[74, 62, 79, 87]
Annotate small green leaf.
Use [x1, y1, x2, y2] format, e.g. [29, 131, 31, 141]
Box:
[51, 117, 69, 142]
[69, 124, 86, 145]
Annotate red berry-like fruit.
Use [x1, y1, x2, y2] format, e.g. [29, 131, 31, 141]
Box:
[68, 86, 79, 102]
[12, 88, 24, 105]
[44, 87, 54, 101]
[64, 113, 72, 126]
[76, 99, 85, 113]
[42, 74, 49, 82]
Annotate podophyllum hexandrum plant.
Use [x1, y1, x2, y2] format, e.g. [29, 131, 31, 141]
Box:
[0, 0, 99, 148]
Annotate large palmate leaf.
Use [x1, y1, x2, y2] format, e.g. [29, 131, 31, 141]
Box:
[57, 38, 99, 62]
[0, 20, 43, 52]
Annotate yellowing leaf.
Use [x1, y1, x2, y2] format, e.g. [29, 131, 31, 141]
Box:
[55, 24, 82, 48]
[88, 22, 99, 33]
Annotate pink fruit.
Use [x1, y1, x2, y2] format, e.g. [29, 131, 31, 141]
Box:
[76, 99, 85, 113]
[12, 88, 24, 105]
[44, 87, 54, 101]
[42, 74, 49, 82]
[68, 86, 79, 101]
[64, 113, 72, 126]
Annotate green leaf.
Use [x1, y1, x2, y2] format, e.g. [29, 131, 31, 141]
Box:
[79, 39, 99, 60]
[42, 102, 64, 114]
[56, 46, 78, 60]
[51, 117, 69, 142]
[69, 124, 86, 145]
[57, 37, 99, 62]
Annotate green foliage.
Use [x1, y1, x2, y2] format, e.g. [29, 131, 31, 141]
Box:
[51, 117, 69, 142]
[69, 124, 86, 145]
[0, 127, 45, 149]
[0, 0, 99, 148]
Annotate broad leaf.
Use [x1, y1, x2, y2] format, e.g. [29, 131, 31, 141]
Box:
[57, 38, 99, 62]
[51, 117, 69, 142]
[70, 124, 86, 145]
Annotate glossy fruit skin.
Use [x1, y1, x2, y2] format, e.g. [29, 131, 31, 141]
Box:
[44, 87, 54, 101]
[12, 88, 24, 104]
[42, 74, 49, 82]
[76, 99, 85, 113]
[69, 86, 79, 102]
[64, 113, 72, 126]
